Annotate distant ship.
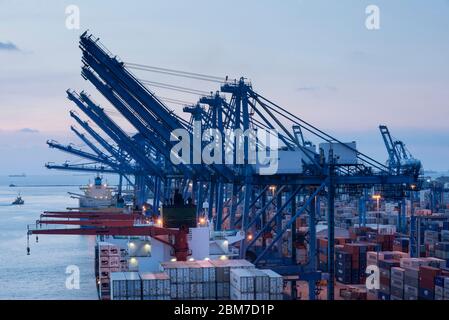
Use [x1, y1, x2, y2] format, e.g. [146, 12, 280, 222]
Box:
[69, 176, 116, 209]
[8, 173, 26, 178]
[12, 195, 24, 205]
[9, 184, 17, 188]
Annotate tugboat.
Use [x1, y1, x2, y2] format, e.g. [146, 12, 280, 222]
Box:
[12, 194, 24, 205]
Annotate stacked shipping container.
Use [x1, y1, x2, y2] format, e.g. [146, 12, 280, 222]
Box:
[98, 242, 128, 300]
[335, 243, 379, 285]
[140, 272, 170, 300]
[110, 259, 284, 300]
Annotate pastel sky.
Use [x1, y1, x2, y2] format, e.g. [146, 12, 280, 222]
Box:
[0, 0, 448, 174]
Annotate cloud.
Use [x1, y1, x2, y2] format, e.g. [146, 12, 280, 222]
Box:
[18, 128, 39, 134]
[0, 41, 20, 51]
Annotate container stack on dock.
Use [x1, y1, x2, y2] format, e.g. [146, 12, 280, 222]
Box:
[109, 259, 284, 300]
[378, 256, 400, 299]
[393, 238, 409, 253]
[419, 266, 441, 300]
[434, 242, 449, 267]
[390, 266, 405, 300]
[335, 243, 379, 285]
[339, 285, 367, 300]
[401, 258, 427, 300]
[364, 252, 449, 300]
[317, 237, 349, 272]
[434, 275, 449, 300]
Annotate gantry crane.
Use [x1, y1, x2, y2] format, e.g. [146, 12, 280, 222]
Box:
[34, 31, 422, 301]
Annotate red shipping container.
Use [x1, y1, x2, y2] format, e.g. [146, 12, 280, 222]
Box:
[318, 238, 328, 248]
[335, 237, 350, 245]
[379, 275, 390, 286]
[419, 266, 441, 290]
[441, 270, 449, 277]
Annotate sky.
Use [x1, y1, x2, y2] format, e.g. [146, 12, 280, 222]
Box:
[0, 0, 448, 174]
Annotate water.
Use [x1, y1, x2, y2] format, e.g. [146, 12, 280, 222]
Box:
[0, 178, 101, 299]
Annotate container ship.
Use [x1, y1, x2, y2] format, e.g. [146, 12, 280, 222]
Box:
[69, 176, 116, 209]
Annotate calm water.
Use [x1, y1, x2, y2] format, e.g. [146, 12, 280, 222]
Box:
[0, 178, 102, 299]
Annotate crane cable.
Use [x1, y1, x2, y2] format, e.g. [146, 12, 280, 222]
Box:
[125, 62, 226, 83]
[139, 79, 210, 96]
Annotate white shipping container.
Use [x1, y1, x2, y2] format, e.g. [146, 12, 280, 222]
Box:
[140, 272, 170, 297]
[403, 293, 417, 301]
[176, 284, 184, 299]
[202, 282, 216, 300]
[125, 272, 142, 299]
[196, 260, 216, 282]
[249, 269, 270, 293]
[230, 269, 255, 293]
[445, 277, 449, 288]
[426, 257, 446, 269]
[230, 286, 254, 300]
[444, 287, 449, 299]
[391, 267, 405, 281]
[270, 293, 284, 300]
[216, 282, 230, 299]
[183, 283, 190, 299]
[183, 261, 200, 283]
[391, 278, 404, 289]
[260, 269, 283, 294]
[189, 283, 203, 299]
[160, 261, 189, 284]
[170, 284, 177, 299]
[404, 284, 418, 296]
[255, 293, 270, 300]
[400, 258, 427, 269]
[367, 251, 378, 263]
[110, 272, 127, 300]
[176, 267, 190, 284]
[142, 295, 170, 300]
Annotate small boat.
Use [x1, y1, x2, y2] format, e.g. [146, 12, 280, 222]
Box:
[12, 195, 24, 205]
[8, 173, 26, 178]
[9, 184, 16, 187]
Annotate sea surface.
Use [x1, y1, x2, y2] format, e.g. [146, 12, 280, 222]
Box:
[0, 175, 118, 300]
